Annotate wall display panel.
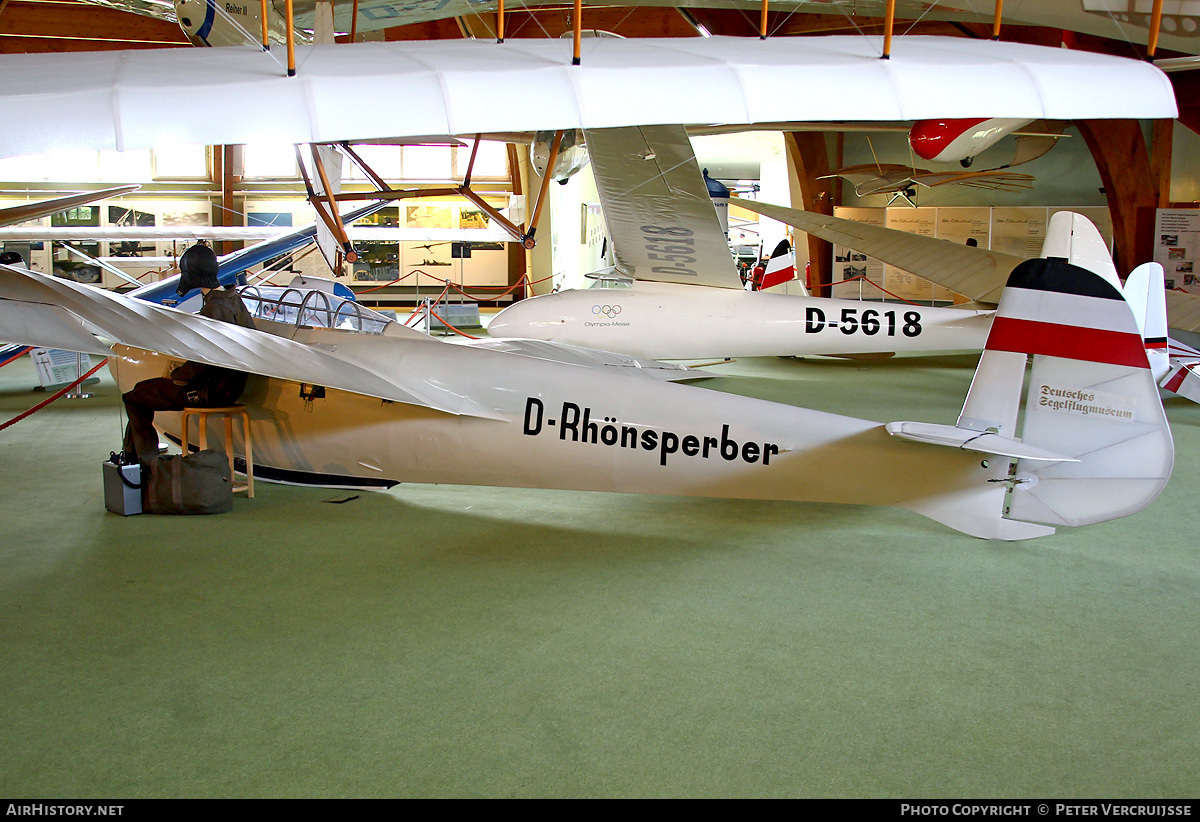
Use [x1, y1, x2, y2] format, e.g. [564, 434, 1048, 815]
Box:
[1154, 209, 1200, 292]
[350, 200, 509, 289]
[935, 207, 991, 247]
[990, 207, 1049, 259]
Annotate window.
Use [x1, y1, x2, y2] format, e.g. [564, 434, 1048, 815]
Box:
[455, 140, 508, 179]
[243, 143, 298, 179]
[51, 206, 100, 227]
[248, 212, 294, 227]
[153, 144, 209, 179]
[402, 145, 453, 180]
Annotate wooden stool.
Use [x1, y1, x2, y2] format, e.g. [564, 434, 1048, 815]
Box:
[180, 405, 254, 498]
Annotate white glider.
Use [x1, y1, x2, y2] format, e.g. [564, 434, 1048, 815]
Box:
[0, 212, 1174, 540]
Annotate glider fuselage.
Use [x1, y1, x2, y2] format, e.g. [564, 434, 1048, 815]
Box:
[111, 331, 1019, 538]
[487, 281, 993, 360]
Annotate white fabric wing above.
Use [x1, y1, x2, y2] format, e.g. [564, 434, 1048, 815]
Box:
[0, 35, 1177, 159]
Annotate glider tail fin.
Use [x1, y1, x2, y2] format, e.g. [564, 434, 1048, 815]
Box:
[897, 212, 1173, 538]
[975, 213, 1172, 529]
[757, 239, 801, 292]
[1123, 261, 1170, 381]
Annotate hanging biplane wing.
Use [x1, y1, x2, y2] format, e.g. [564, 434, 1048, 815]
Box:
[76, 0, 1200, 58]
[0, 36, 1175, 160]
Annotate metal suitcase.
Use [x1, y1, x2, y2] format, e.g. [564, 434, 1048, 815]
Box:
[102, 460, 142, 516]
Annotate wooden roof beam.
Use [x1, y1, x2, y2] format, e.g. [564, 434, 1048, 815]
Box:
[0, 1, 187, 44]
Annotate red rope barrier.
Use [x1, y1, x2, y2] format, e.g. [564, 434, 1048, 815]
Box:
[812, 275, 924, 307]
[0, 357, 109, 433]
[428, 309, 480, 339]
[355, 268, 424, 294]
[357, 270, 556, 301]
[445, 273, 544, 302]
[404, 284, 452, 326]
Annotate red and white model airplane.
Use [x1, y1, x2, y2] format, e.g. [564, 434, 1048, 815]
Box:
[908, 118, 1036, 167]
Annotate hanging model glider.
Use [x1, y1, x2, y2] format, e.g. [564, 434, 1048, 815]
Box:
[0, 211, 1175, 540]
[486, 124, 996, 360]
[908, 118, 1038, 167]
[829, 118, 1067, 205]
[825, 163, 1035, 202]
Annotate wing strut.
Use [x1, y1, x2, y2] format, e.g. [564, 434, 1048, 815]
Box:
[311, 136, 546, 248]
[295, 144, 356, 270]
[522, 130, 563, 249]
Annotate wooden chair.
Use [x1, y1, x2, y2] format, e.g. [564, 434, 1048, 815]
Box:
[180, 405, 254, 498]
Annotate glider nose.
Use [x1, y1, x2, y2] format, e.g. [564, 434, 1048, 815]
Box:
[488, 300, 563, 342]
[486, 303, 523, 339]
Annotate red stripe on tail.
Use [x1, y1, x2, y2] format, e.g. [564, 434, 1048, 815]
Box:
[986, 317, 1148, 369]
[1164, 362, 1199, 393]
[759, 265, 794, 291]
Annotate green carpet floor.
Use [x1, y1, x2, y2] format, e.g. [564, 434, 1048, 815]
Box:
[0, 349, 1197, 798]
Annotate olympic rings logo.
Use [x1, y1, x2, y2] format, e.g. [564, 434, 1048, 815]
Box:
[592, 304, 622, 318]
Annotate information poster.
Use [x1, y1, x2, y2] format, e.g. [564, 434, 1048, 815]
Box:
[991, 207, 1048, 259]
[31, 348, 91, 389]
[935, 208, 991, 247]
[1153, 209, 1200, 292]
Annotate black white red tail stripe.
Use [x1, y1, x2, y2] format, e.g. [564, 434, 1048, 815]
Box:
[758, 239, 795, 291]
[984, 258, 1149, 369]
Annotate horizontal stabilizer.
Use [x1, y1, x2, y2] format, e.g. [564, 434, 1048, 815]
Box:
[1161, 359, 1200, 403]
[885, 421, 1079, 462]
[731, 198, 1024, 303]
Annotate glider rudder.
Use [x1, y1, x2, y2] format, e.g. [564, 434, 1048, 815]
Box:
[982, 215, 1173, 529]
